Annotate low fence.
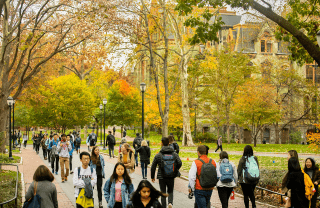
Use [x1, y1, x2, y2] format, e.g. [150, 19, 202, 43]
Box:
[0, 164, 19, 208]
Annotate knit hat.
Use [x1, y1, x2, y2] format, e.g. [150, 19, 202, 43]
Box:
[121, 138, 127, 144]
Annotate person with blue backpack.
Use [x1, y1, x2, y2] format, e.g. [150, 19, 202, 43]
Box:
[67, 135, 75, 174]
[151, 137, 182, 208]
[48, 134, 60, 175]
[237, 145, 260, 208]
[216, 151, 238, 208]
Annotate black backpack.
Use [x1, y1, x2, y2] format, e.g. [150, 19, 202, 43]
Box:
[173, 143, 180, 154]
[197, 159, 218, 188]
[110, 135, 116, 145]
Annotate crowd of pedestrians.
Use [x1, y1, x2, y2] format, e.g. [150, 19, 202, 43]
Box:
[23, 129, 320, 208]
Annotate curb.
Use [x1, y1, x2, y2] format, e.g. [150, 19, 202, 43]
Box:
[21, 172, 25, 205]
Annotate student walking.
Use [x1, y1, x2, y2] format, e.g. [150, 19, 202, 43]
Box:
[49, 134, 60, 175]
[40, 135, 48, 160]
[103, 162, 134, 208]
[136, 140, 150, 179]
[106, 131, 116, 158]
[25, 165, 58, 208]
[216, 151, 238, 208]
[90, 146, 105, 208]
[46, 135, 53, 163]
[75, 134, 81, 154]
[286, 157, 309, 208]
[304, 157, 320, 208]
[281, 150, 299, 193]
[188, 145, 218, 208]
[133, 133, 143, 167]
[73, 152, 97, 208]
[34, 134, 41, 154]
[57, 134, 72, 183]
[151, 137, 182, 208]
[67, 135, 75, 174]
[23, 133, 28, 149]
[113, 126, 116, 136]
[118, 143, 135, 174]
[215, 136, 223, 152]
[237, 145, 260, 208]
[168, 135, 179, 154]
[127, 180, 167, 208]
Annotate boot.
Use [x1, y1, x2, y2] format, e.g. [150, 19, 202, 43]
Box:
[44, 157, 47, 160]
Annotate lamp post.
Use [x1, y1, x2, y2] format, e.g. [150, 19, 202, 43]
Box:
[140, 83, 147, 139]
[7, 96, 14, 160]
[12, 100, 15, 149]
[99, 104, 103, 145]
[103, 98, 107, 150]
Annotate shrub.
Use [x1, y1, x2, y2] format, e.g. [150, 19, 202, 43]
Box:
[259, 169, 287, 189]
[194, 133, 217, 143]
[289, 130, 303, 144]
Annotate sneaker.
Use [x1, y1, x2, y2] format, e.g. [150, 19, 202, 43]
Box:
[55, 172, 58, 175]
[61, 178, 64, 183]
[52, 169, 54, 174]
[65, 176, 68, 181]
[70, 171, 74, 174]
[168, 203, 173, 208]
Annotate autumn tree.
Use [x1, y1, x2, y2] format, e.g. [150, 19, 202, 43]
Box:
[232, 79, 281, 147]
[175, 0, 320, 65]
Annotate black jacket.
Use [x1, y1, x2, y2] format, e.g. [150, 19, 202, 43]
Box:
[136, 146, 150, 164]
[126, 199, 162, 208]
[133, 136, 143, 149]
[106, 134, 115, 146]
[237, 156, 259, 184]
[287, 170, 309, 208]
[151, 146, 182, 180]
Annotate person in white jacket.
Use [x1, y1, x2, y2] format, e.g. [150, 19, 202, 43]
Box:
[73, 151, 97, 208]
[57, 134, 72, 183]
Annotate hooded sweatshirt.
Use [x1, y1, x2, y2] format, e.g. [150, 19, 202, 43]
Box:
[57, 141, 72, 158]
[151, 146, 182, 179]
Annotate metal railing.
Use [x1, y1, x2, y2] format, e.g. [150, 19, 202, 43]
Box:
[256, 185, 320, 202]
[0, 164, 19, 208]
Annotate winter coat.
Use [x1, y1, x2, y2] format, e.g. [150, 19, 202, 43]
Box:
[126, 198, 162, 208]
[89, 155, 106, 178]
[287, 170, 309, 208]
[136, 146, 151, 164]
[106, 134, 115, 146]
[237, 156, 259, 185]
[34, 136, 41, 145]
[103, 178, 134, 208]
[118, 149, 135, 173]
[151, 146, 182, 180]
[133, 136, 143, 149]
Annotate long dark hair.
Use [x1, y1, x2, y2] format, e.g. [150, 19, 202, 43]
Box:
[91, 146, 99, 165]
[288, 157, 301, 172]
[304, 157, 318, 171]
[243, 145, 253, 157]
[110, 162, 132, 186]
[288, 150, 299, 160]
[130, 180, 168, 205]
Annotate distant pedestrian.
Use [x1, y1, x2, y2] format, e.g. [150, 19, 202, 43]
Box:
[133, 133, 143, 167]
[87, 130, 97, 152]
[127, 180, 167, 208]
[188, 145, 218, 208]
[215, 136, 223, 152]
[103, 162, 134, 208]
[118, 143, 135, 174]
[49, 134, 60, 175]
[217, 151, 238, 208]
[304, 157, 320, 208]
[57, 134, 72, 183]
[286, 157, 309, 208]
[168, 135, 179, 154]
[73, 151, 97, 208]
[75, 134, 81, 154]
[123, 129, 126, 137]
[89, 146, 105, 208]
[151, 137, 182, 208]
[106, 131, 116, 158]
[23, 133, 28, 149]
[282, 150, 299, 193]
[34, 134, 41, 154]
[40, 135, 48, 160]
[136, 140, 150, 179]
[25, 165, 58, 208]
[46, 135, 53, 163]
[237, 145, 260, 208]
[67, 135, 75, 174]
[113, 126, 116, 136]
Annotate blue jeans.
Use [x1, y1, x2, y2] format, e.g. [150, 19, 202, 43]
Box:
[140, 162, 148, 178]
[194, 189, 213, 208]
[135, 152, 139, 166]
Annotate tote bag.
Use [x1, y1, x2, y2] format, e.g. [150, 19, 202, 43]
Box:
[23, 182, 41, 208]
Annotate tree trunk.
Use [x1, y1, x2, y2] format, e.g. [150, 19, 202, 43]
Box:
[274, 123, 280, 144]
[226, 124, 230, 144]
[84, 125, 88, 141]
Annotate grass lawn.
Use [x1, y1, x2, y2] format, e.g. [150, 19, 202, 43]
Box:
[0, 154, 21, 164]
[0, 170, 22, 207]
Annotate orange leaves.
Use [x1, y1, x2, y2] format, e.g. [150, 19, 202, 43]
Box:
[117, 80, 131, 96]
[307, 124, 320, 153]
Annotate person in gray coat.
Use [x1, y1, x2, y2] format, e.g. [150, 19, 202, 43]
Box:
[25, 165, 58, 208]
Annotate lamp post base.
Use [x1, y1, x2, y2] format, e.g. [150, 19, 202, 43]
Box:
[102, 148, 107, 150]
[9, 157, 14, 160]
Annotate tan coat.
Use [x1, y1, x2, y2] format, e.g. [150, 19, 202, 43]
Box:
[118, 149, 135, 173]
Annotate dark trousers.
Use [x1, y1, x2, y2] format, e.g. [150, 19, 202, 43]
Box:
[114, 202, 122, 208]
[97, 175, 103, 202]
[159, 178, 174, 208]
[141, 162, 148, 178]
[240, 183, 256, 208]
[194, 189, 213, 208]
[51, 155, 59, 172]
[135, 152, 139, 166]
[33, 142, 35, 150]
[215, 145, 223, 152]
[42, 148, 47, 158]
[35, 144, 40, 153]
[217, 187, 233, 208]
[23, 141, 27, 148]
[69, 155, 73, 171]
[47, 149, 51, 162]
[311, 185, 318, 208]
[108, 145, 114, 158]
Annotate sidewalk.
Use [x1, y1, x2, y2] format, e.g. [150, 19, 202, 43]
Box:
[18, 147, 74, 207]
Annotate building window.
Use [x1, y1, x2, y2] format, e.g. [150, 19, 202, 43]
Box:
[306, 64, 320, 83]
[261, 40, 265, 52]
[261, 40, 272, 53]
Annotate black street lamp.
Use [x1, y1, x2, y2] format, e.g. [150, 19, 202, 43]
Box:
[99, 104, 103, 145]
[7, 96, 14, 160]
[12, 100, 15, 149]
[103, 98, 107, 150]
[140, 83, 147, 139]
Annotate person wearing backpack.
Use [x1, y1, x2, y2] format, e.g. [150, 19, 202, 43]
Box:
[46, 135, 53, 163]
[40, 135, 48, 160]
[57, 134, 72, 183]
[48, 134, 60, 175]
[73, 151, 97, 208]
[136, 140, 151, 179]
[216, 151, 238, 208]
[168, 135, 179, 154]
[107, 131, 116, 158]
[151, 137, 182, 208]
[67, 135, 75, 174]
[188, 145, 218, 208]
[75, 134, 81, 154]
[215, 136, 223, 152]
[133, 133, 143, 167]
[237, 145, 259, 208]
[89, 130, 97, 149]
